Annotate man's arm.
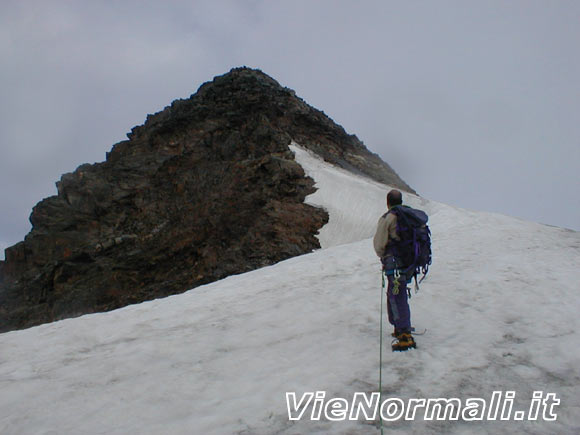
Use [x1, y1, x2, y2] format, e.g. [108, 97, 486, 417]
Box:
[373, 213, 398, 257]
[373, 216, 389, 257]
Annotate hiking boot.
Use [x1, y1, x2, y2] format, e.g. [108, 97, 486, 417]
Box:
[391, 327, 415, 337]
[392, 332, 416, 352]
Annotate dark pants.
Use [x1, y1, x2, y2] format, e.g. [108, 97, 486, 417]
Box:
[386, 273, 411, 332]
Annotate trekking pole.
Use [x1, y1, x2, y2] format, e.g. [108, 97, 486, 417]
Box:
[379, 269, 385, 435]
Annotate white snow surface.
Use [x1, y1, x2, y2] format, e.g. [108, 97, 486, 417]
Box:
[1, 145, 580, 434]
[289, 144, 434, 249]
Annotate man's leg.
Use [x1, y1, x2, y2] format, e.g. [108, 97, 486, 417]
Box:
[387, 274, 411, 332]
[386, 284, 394, 326]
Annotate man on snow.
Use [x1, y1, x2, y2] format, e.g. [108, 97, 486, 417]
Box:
[373, 189, 416, 351]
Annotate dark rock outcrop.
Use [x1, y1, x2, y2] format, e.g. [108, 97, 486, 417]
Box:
[0, 67, 413, 332]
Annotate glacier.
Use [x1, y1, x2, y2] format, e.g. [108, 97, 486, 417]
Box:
[1, 144, 579, 434]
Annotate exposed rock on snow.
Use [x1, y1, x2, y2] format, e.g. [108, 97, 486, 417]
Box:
[1, 147, 578, 434]
[1, 68, 412, 332]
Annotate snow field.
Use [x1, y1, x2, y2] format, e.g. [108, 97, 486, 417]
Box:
[0, 144, 579, 434]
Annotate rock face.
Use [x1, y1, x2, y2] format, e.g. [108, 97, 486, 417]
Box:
[0, 67, 413, 333]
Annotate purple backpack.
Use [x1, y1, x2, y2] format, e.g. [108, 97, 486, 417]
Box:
[385, 205, 432, 284]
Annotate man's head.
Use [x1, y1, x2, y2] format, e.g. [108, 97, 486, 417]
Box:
[387, 189, 403, 209]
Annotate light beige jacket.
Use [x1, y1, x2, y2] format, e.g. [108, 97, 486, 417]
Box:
[373, 210, 399, 258]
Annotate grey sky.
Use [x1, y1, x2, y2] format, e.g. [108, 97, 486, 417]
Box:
[1, 1, 579, 259]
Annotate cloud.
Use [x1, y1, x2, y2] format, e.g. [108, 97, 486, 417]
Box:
[1, 0, 579, 253]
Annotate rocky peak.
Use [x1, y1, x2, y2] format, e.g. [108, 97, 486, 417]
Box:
[0, 67, 413, 332]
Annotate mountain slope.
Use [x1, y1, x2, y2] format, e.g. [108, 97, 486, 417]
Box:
[1, 147, 579, 434]
[0, 67, 414, 333]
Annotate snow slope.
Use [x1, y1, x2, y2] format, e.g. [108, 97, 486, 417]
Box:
[1, 145, 579, 434]
[289, 144, 437, 249]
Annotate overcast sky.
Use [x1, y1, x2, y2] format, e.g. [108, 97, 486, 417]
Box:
[1, 1, 579, 259]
